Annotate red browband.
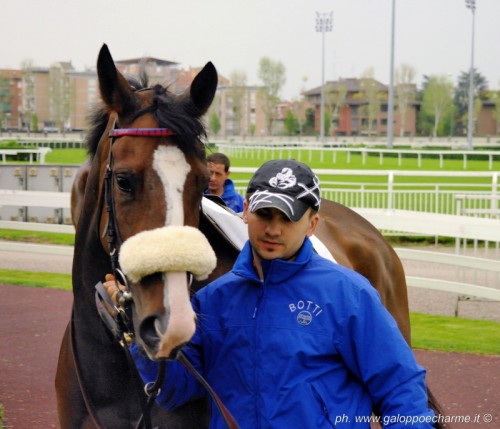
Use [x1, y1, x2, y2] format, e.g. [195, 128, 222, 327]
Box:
[109, 128, 175, 138]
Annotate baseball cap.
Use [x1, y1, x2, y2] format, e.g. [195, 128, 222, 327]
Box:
[246, 160, 321, 222]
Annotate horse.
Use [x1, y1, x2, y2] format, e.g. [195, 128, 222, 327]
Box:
[56, 44, 444, 429]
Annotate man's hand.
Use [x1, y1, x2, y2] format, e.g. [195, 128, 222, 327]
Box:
[102, 273, 127, 314]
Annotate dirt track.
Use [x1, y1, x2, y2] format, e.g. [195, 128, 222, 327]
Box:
[1, 244, 499, 428]
[0, 283, 499, 429]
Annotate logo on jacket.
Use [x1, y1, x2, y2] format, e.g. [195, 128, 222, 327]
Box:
[289, 299, 323, 326]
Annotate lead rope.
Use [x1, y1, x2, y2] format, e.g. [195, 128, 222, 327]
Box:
[178, 351, 241, 429]
[125, 347, 241, 429]
[132, 359, 166, 429]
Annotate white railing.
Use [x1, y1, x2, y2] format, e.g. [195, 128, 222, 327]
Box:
[0, 148, 52, 164]
[233, 169, 500, 218]
[219, 144, 500, 170]
[1, 190, 499, 304]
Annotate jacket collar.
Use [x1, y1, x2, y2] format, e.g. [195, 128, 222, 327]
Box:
[232, 237, 314, 284]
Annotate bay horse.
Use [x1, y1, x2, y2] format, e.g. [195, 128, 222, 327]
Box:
[56, 44, 443, 428]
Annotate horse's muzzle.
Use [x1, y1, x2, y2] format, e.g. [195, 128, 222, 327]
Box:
[136, 271, 197, 360]
[118, 226, 216, 359]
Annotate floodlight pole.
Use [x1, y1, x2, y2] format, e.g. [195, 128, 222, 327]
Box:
[465, 0, 476, 150]
[387, 0, 396, 149]
[316, 12, 333, 144]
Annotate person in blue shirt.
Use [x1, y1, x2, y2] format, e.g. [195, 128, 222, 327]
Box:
[204, 152, 244, 212]
[105, 159, 436, 428]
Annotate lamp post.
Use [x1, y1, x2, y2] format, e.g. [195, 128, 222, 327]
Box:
[387, 0, 396, 149]
[316, 11, 333, 143]
[465, 0, 476, 150]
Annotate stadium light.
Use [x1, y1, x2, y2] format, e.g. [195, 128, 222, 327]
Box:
[465, 0, 476, 150]
[315, 11, 333, 143]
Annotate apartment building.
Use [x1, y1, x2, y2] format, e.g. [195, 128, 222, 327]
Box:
[0, 69, 22, 130]
[304, 77, 418, 137]
[1, 56, 270, 137]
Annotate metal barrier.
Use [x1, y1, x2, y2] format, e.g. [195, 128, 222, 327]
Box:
[0, 165, 79, 223]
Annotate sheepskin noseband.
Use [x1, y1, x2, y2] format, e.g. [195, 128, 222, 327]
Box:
[119, 226, 217, 283]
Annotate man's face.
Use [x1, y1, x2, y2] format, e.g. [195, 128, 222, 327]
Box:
[207, 162, 229, 196]
[243, 203, 319, 261]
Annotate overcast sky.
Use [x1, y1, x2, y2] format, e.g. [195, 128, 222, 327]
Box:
[2, 0, 499, 99]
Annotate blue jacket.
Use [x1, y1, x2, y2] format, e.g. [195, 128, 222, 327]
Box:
[204, 179, 244, 212]
[131, 238, 435, 428]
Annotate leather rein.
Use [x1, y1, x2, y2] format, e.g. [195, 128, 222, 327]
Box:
[93, 119, 240, 429]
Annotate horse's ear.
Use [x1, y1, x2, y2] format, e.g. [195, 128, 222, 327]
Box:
[97, 44, 137, 115]
[189, 62, 218, 116]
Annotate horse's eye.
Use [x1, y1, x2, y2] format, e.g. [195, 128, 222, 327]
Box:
[115, 175, 133, 193]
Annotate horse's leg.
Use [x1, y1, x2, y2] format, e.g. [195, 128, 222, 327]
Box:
[56, 323, 94, 429]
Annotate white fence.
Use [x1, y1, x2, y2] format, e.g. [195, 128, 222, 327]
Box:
[1, 189, 499, 305]
[232, 169, 500, 218]
[219, 143, 500, 170]
[0, 148, 52, 164]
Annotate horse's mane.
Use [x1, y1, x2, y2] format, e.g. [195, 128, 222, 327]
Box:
[85, 73, 207, 159]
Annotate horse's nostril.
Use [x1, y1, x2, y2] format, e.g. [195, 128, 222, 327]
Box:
[139, 316, 161, 351]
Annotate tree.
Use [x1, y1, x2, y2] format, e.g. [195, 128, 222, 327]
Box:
[228, 70, 247, 135]
[284, 109, 297, 136]
[359, 68, 381, 135]
[208, 111, 221, 136]
[421, 75, 454, 138]
[489, 85, 500, 135]
[324, 109, 332, 136]
[395, 63, 417, 137]
[325, 82, 347, 131]
[21, 60, 36, 131]
[0, 77, 11, 128]
[303, 108, 316, 135]
[49, 62, 73, 130]
[454, 69, 488, 135]
[291, 76, 309, 136]
[258, 57, 286, 135]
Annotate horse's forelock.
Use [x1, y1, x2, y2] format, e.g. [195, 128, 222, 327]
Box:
[85, 78, 207, 160]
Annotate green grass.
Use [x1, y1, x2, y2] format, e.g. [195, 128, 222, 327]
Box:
[41, 146, 500, 172]
[0, 229, 75, 245]
[0, 270, 72, 290]
[410, 312, 500, 355]
[45, 148, 87, 164]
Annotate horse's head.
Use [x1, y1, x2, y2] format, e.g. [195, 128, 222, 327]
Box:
[87, 44, 218, 360]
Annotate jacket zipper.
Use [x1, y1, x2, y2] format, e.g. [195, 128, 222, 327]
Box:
[252, 282, 264, 319]
[253, 281, 265, 428]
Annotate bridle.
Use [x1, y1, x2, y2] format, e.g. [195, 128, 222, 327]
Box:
[103, 121, 177, 287]
[94, 116, 240, 429]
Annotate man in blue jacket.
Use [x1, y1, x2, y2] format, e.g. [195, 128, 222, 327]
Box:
[109, 159, 436, 428]
[204, 152, 244, 212]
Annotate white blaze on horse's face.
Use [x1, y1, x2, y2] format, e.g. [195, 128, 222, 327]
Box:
[152, 145, 196, 358]
[153, 146, 191, 226]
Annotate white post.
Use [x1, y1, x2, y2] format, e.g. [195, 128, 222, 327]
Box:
[387, 0, 396, 149]
[316, 12, 333, 144]
[465, 0, 476, 150]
